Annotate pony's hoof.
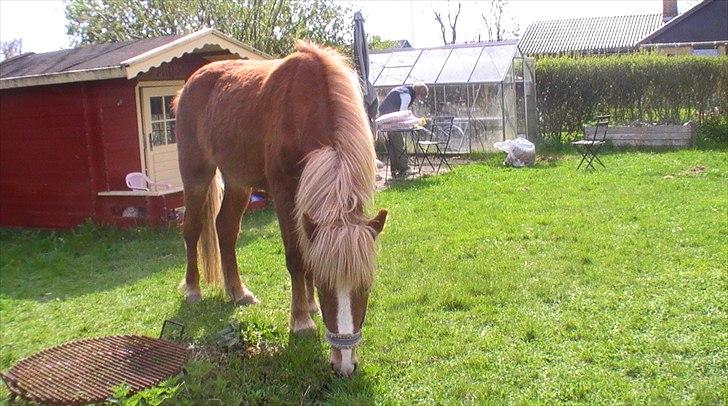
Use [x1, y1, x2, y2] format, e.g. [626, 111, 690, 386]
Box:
[292, 318, 317, 335]
[235, 290, 260, 306]
[308, 304, 320, 315]
[180, 281, 202, 303]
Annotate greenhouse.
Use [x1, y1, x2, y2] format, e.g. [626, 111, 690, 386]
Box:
[369, 41, 537, 152]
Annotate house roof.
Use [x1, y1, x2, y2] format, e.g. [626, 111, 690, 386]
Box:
[0, 28, 269, 90]
[519, 14, 665, 56]
[390, 40, 412, 49]
[639, 0, 728, 44]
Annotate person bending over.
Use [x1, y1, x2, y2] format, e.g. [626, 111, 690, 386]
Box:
[378, 82, 428, 178]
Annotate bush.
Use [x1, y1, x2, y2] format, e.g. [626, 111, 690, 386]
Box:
[535, 54, 728, 143]
[695, 115, 728, 148]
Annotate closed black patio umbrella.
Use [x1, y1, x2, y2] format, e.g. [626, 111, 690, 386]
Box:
[353, 11, 378, 125]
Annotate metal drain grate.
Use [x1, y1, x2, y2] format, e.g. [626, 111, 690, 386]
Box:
[1, 335, 188, 405]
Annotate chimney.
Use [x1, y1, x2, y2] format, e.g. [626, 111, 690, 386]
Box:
[663, 0, 678, 22]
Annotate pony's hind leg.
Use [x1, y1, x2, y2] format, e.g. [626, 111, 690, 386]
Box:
[216, 185, 259, 305]
[180, 181, 211, 303]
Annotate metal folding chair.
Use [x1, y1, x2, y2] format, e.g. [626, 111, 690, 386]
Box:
[417, 116, 455, 174]
[572, 115, 610, 170]
[378, 129, 417, 181]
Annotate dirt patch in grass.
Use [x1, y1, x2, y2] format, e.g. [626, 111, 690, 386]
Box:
[664, 165, 708, 179]
[375, 156, 471, 190]
[537, 154, 563, 164]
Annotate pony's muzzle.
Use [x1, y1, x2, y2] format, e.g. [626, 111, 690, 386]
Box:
[329, 348, 359, 377]
[330, 359, 358, 377]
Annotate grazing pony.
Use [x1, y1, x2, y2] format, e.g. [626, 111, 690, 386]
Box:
[173, 41, 387, 376]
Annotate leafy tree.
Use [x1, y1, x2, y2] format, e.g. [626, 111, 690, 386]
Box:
[65, 0, 351, 57]
[368, 35, 398, 51]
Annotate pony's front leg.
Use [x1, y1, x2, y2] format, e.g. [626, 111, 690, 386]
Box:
[306, 271, 320, 314]
[216, 185, 258, 305]
[273, 197, 316, 334]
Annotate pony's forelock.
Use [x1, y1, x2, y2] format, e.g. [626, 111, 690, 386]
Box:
[304, 223, 375, 289]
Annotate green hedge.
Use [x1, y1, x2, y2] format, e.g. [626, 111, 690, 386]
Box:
[535, 54, 728, 143]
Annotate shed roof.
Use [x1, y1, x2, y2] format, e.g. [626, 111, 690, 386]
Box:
[519, 14, 665, 56]
[0, 36, 181, 79]
[0, 28, 268, 90]
[369, 41, 520, 87]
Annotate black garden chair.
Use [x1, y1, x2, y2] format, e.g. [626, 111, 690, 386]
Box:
[572, 115, 610, 170]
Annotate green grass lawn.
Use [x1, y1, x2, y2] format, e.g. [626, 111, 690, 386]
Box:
[1, 150, 727, 404]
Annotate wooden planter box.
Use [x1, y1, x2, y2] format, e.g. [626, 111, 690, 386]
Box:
[584, 123, 695, 147]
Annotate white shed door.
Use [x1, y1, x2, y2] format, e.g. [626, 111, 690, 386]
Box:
[141, 86, 182, 188]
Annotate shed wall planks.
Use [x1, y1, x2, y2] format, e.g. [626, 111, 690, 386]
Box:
[0, 79, 141, 228]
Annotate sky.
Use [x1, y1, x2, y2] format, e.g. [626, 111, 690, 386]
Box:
[0, 0, 702, 55]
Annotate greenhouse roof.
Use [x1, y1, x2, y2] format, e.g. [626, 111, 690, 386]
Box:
[369, 40, 519, 87]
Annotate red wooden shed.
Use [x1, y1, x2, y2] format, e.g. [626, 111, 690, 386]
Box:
[0, 29, 267, 229]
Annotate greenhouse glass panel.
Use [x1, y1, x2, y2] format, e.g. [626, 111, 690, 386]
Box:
[469, 45, 517, 83]
[436, 47, 483, 84]
[514, 57, 527, 136]
[438, 85, 469, 117]
[375, 66, 412, 87]
[405, 48, 451, 84]
[524, 58, 538, 140]
[503, 60, 518, 139]
[384, 49, 421, 67]
[368, 53, 391, 84]
[468, 84, 504, 151]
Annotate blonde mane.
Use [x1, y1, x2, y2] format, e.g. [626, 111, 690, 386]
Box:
[293, 41, 377, 290]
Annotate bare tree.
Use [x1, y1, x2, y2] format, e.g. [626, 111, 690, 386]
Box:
[481, 0, 519, 41]
[434, 1, 462, 45]
[1, 38, 23, 60]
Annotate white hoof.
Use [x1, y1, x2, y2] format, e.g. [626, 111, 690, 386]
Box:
[179, 281, 201, 303]
[291, 317, 316, 335]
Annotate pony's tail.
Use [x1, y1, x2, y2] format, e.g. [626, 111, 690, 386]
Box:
[198, 171, 222, 285]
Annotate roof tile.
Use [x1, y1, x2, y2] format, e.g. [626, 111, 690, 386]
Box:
[518, 14, 664, 56]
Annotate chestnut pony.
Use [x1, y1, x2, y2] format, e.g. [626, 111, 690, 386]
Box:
[173, 41, 387, 376]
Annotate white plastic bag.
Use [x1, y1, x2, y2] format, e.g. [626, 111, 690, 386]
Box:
[493, 137, 535, 167]
[375, 110, 421, 132]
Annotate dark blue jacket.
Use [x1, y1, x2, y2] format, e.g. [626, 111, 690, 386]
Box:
[378, 85, 415, 116]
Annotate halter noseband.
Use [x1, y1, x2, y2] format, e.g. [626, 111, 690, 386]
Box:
[325, 330, 362, 349]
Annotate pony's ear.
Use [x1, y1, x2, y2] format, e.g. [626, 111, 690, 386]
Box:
[302, 213, 318, 240]
[368, 209, 388, 236]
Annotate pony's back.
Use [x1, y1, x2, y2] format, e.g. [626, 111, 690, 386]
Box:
[174, 58, 279, 171]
